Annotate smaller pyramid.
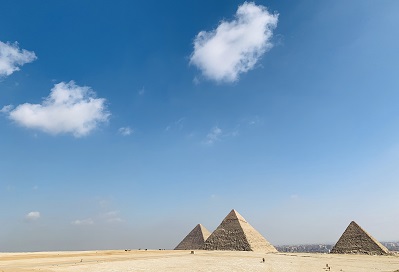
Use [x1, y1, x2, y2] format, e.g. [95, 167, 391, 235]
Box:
[202, 209, 277, 252]
[330, 221, 389, 255]
[174, 224, 211, 250]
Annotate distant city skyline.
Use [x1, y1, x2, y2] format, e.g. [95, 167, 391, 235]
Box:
[1, 0, 399, 251]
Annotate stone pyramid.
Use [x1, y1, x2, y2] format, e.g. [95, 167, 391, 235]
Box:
[203, 209, 277, 252]
[330, 221, 389, 255]
[174, 224, 211, 250]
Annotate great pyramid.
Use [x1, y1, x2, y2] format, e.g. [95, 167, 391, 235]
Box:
[202, 209, 277, 252]
[330, 221, 389, 255]
[174, 224, 211, 250]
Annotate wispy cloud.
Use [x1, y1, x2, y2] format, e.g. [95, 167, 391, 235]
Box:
[190, 2, 278, 83]
[204, 126, 222, 145]
[25, 211, 40, 221]
[101, 211, 124, 223]
[165, 117, 186, 132]
[203, 124, 241, 145]
[138, 87, 145, 96]
[71, 218, 94, 226]
[3, 81, 110, 137]
[71, 209, 124, 227]
[0, 41, 37, 77]
[248, 116, 262, 126]
[290, 194, 300, 200]
[118, 126, 133, 136]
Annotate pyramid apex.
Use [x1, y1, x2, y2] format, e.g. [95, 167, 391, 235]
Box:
[331, 221, 389, 255]
[203, 209, 277, 252]
[198, 224, 207, 230]
[348, 221, 364, 230]
[175, 224, 211, 250]
[224, 209, 247, 222]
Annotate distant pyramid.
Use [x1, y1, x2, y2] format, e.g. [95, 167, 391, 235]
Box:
[330, 221, 389, 255]
[175, 224, 211, 250]
[203, 209, 277, 252]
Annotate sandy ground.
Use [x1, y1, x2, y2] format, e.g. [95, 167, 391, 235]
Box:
[1, 250, 398, 272]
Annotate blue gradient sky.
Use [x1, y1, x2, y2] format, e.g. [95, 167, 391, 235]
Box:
[1, 0, 399, 251]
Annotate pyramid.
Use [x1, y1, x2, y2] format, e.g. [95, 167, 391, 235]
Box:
[174, 224, 211, 250]
[202, 209, 277, 252]
[330, 221, 389, 255]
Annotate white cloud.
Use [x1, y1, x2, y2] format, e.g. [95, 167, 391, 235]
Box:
[72, 210, 123, 226]
[165, 117, 186, 132]
[101, 211, 123, 223]
[249, 119, 258, 125]
[204, 126, 222, 145]
[193, 76, 200, 85]
[0, 41, 37, 77]
[4, 81, 110, 137]
[72, 218, 94, 226]
[0, 105, 13, 113]
[203, 125, 241, 145]
[118, 126, 133, 136]
[25, 211, 40, 221]
[190, 2, 278, 83]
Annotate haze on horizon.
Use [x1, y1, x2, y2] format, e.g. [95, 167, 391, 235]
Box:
[1, 0, 399, 252]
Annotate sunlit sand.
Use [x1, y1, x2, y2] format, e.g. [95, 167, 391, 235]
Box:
[1, 250, 398, 272]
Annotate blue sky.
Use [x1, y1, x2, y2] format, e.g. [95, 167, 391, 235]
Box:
[1, 0, 399, 251]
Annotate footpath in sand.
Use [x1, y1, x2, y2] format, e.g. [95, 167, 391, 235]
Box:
[1, 250, 399, 272]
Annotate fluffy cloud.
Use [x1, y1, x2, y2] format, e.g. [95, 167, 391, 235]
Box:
[25, 211, 40, 221]
[0, 41, 37, 77]
[190, 2, 278, 83]
[0, 105, 13, 113]
[204, 126, 222, 145]
[4, 81, 110, 137]
[118, 127, 133, 136]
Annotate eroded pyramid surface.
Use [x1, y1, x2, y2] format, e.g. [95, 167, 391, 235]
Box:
[175, 224, 211, 250]
[203, 209, 277, 252]
[330, 221, 389, 255]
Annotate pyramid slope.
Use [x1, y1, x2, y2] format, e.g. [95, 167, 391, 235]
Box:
[175, 224, 211, 250]
[330, 221, 389, 255]
[203, 209, 277, 252]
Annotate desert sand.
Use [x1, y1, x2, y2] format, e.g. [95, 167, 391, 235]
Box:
[1, 250, 399, 272]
